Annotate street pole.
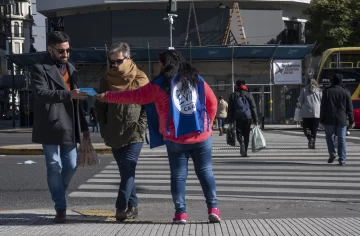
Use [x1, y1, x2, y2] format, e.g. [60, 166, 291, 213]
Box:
[3, 0, 16, 127]
[164, 0, 177, 50]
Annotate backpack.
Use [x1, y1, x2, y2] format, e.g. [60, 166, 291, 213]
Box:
[234, 92, 252, 120]
[144, 75, 209, 148]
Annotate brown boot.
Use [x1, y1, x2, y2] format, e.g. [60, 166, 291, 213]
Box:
[53, 209, 66, 223]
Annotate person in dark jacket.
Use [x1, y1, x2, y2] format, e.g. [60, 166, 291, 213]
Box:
[95, 42, 149, 222]
[228, 80, 259, 157]
[320, 74, 354, 165]
[31, 31, 89, 223]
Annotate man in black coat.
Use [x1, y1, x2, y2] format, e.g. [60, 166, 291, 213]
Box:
[228, 80, 258, 157]
[31, 31, 89, 223]
[320, 74, 354, 165]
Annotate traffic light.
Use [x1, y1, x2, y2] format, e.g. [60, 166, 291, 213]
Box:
[166, 0, 177, 14]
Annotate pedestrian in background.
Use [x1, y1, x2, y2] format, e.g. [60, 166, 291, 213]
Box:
[298, 78, 322, 149]
[216, 96, 228, 136]
[320, 74, 354, 165]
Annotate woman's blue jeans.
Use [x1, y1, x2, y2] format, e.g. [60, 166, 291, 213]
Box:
[165, 136, 218, 214]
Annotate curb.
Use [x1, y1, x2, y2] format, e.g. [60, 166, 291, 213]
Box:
[0, 130, 32, 133]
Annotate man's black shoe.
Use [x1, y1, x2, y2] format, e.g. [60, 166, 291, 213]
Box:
[126, 206, 138, 219]
[53, 209, 66, 223]
[327, 154, 336, 164]
[115, 209, 127, 222]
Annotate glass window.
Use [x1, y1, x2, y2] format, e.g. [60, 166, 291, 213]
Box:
[13, 22, 19, 37]
[14, 42, 20, 54]
[340, 51, 360, 68]
[13, 3, 19, 15]
[324, 52, 338, 69]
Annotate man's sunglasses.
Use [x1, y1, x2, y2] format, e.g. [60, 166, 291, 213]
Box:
[109, 58, 125, 65]
[52, 47, 71, 54]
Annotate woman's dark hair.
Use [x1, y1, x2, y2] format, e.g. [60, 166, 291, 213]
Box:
[158, 49, 198, 93]
[47, 31, 70, 46]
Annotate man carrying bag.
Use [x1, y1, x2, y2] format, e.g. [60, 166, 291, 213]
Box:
[227, 80, 259, 157]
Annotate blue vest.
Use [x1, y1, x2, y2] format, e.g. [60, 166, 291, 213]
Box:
[145, 75, 209, 149]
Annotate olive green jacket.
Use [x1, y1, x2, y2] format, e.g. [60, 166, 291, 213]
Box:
[95, 79, 147, 148]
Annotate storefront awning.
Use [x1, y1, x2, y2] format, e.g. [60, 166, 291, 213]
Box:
[7, 44, 315, 68]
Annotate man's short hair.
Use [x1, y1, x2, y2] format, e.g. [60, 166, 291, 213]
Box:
[332, 73, 343, 85]
[108, 42, 131, 58]
[235, 79, 246, 87]
[47, 31, 70, 46]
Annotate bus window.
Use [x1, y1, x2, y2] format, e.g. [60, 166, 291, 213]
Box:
[340, 51, 360, 68]
[352, 100, 360, 109]
[324, 52, 338, 68]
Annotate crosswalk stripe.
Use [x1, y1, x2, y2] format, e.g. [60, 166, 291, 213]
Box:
[86, 178, 360, 188]
[94, 174, 360, 181]
[105, 165, 360, 171]
[137, 153, 360, 157]
[100, 170, 360, 176]
[68, 192, 360, 203]
[75, 185, 360, 195]
[69, 133, 360, 202]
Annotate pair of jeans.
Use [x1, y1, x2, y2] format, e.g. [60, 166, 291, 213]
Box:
[42, 144, 78, 211]
[112, 142, 143, 210]
[217, 118, 225, 129]
[235, 119, 252, 153]
[165, 136, 218, 214]
[302, 118, 320, 142]
[324, 125, 347, 163]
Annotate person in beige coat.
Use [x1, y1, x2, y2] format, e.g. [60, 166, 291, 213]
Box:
[216, 96, 228, 136]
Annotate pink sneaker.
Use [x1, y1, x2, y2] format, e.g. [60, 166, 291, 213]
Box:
[208, 208, 221, 223]
[173, 212, 187, 224]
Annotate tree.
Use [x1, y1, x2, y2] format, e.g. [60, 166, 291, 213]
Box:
[305, 0, 360, 54]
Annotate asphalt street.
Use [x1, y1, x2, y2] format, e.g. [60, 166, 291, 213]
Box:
[1, 131, 360, 221]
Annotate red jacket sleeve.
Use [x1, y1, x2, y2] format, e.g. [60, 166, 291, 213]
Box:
[106, 82, 161, 105]
[204, 82, 217, 124]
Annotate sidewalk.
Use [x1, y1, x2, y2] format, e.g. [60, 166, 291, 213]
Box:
[0, 209, 358, 236]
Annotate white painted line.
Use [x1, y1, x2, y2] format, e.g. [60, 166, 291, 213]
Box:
[137, 153, 360, 157]
[68, 191, 360, 203]
[73, 185, 360, 195]
[131, 157, 360, 164]
[94, 174, 360, 182]
[106, 165, 360, 171]
[100, 170, 360, 176]
[282, 131, 360, 140]
[86, 178, 360, 188]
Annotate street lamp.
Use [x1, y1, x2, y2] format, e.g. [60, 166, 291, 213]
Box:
[1, 0, 16, 127]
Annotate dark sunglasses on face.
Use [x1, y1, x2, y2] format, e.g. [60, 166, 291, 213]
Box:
[52, 47, 71, 54]
[109, 58, 125, 65]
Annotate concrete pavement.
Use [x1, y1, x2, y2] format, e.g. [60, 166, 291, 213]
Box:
[1, 209, 359, 236]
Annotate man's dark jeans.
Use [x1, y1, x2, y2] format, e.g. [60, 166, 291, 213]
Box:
[112, 142, 143, 210]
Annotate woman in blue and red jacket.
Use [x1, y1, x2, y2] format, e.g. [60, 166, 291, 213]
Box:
[96, 49, 221, 224]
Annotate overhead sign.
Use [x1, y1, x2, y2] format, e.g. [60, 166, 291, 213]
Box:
[273, 60, 302, 85]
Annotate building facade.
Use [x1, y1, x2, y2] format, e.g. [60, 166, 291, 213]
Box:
[0, 0, 33, 122]
[11, 0, 314, 124]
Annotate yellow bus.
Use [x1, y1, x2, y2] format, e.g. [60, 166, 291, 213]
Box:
[315, 47, 360, 99]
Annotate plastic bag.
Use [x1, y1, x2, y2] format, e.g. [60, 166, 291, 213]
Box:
[293, 108, 302, 122]
[226, 124, 236, 146]
[251, 125, 266, 152]
[77, 137, 100, 167]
